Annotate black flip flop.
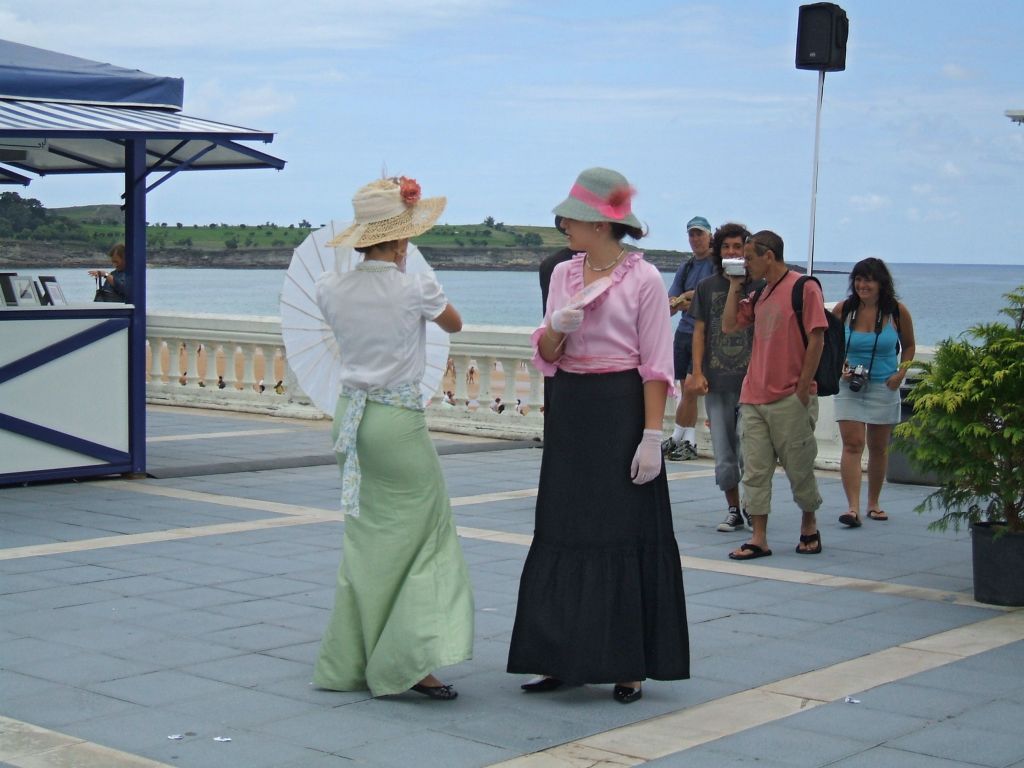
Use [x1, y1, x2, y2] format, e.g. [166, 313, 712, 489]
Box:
[839, 512, 862, 528]
[867, 509, 889, 521]
[729, 542, 773, 560]
[796, 531, 822, 554]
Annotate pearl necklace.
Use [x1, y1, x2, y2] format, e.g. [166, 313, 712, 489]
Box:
[585, 248, 626, 273]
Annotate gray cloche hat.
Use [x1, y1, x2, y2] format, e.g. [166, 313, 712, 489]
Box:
[552, 167, 641, 230]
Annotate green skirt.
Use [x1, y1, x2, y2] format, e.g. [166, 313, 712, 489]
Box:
[313, 395, 474, 696]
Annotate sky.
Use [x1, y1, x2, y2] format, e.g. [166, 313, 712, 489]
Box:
[2, 0, 1023, 265]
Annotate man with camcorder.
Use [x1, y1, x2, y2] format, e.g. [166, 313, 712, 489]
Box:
[688, 223, 761, 533]
[721, 230, 826, 560]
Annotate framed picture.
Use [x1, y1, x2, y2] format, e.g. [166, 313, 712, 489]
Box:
[11, 275, 40, 306]
[0, 272, 17, 306]
[38, 276, 67, 305]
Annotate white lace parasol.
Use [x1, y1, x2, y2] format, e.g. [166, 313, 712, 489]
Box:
[280, 223, 450, 414]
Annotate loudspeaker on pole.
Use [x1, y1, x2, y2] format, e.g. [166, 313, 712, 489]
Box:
[796, 3, 849, 72]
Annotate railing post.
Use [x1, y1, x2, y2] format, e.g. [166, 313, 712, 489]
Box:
[528, 365, 543, 413]
[478, 358, 494, 408]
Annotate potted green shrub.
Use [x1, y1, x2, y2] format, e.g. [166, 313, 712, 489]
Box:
[893, 285, 1024, 606]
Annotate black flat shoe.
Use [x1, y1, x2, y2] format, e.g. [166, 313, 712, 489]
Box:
[410, 683, 458, 700]
[613, 685, 642, 704]
[520, 676, 564, 693]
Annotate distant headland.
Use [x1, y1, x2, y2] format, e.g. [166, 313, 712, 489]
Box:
[0, 195, 691, 272]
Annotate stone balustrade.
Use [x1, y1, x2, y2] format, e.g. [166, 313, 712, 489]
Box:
[145, 312, 933, 469]
[145, 314, 549, 438]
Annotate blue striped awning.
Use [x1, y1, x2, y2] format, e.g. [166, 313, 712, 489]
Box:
[0, 98, 284, 178]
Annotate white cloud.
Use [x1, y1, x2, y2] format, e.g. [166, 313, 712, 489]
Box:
[849, 194, 889, 212]
[0, 9, 34, 40]
[0, 0, 507, 54]
[6, 1, 1024, 263]
[187, 82, 297, 124]
[941, 63, 972, 81]
[940, 161, 963, 178]
[906, 206, 946, 223]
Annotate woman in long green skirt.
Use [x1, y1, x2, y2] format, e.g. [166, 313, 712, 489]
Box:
[311, 176, 473, 700]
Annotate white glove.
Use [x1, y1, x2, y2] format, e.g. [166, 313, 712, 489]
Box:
[630, 429, 664, 485]
[551, 306, 584, 334]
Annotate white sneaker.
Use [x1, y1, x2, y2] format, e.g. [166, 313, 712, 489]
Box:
[717, 507, 745, 532]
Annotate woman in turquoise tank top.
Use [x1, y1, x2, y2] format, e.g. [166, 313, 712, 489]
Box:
[831, 258, 916, 526]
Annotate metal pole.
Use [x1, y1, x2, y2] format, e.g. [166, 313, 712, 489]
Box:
[125, 140, 147, 475]
[807, 69, 825, 276]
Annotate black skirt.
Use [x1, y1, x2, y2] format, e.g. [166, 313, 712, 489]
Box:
[507, 369, 690, 684]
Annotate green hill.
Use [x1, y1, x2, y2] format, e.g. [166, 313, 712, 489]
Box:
[3, 192, 689, 269]
[23, 196, 573, 251]
[48, 204, 123, 225]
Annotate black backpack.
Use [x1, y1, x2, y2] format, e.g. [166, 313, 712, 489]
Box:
[752, 274, 845, 397]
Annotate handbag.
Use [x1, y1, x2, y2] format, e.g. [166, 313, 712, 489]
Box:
[93, 275, 122, 303]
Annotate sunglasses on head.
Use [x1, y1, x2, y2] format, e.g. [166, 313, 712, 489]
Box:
[744, 236, 771, 252]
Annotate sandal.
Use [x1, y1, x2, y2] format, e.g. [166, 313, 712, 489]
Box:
[838, 512, 862, 528]
[729, 542, 773, 560]
[410, 683, 458, 700]
[796, 531, 822, 554]
[867, 509, 889, 521]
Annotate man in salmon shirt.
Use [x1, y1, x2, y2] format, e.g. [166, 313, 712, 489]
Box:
[721, 230, 825, 560]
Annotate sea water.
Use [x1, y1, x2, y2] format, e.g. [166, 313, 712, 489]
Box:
[21, 262, 1024, 347]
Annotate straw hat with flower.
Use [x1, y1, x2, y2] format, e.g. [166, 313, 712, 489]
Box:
[326, 176, 446, 249]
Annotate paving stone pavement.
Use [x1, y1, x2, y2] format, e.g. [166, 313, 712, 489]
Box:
[1, 405, 1022, 768]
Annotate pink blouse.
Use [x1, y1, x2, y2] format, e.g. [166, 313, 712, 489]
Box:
[531, 251, 675, 390]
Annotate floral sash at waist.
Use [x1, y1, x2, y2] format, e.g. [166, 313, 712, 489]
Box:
[558, 353, 641, 375]
[333, 382, 424, 517]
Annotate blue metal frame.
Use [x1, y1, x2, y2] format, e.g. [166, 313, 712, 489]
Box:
[37, 144, 119, 171]
[0, 165, 31, 184]
[144, 142, 218, 194]
[0, 414, 131, 465]
[126, 139, 147, 476]
[0, 127, 276, 142]
[0, 461, 134, 486]
[0, 318, 127, 384]
[2, 139, 285, 177]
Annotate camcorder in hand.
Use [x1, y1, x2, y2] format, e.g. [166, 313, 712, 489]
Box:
[722, 258, 746, 277]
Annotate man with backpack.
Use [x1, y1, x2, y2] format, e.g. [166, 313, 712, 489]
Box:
[721, 230, 826, 560]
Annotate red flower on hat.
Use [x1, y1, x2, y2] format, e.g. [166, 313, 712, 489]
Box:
[600, 185, 635, 219]
[399, 176, 421, 206]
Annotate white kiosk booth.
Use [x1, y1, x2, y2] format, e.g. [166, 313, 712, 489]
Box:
[0, 39, 284, 484]
[0, 305, 132, 479]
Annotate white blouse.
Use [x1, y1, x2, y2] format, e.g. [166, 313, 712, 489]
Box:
[315, 262, 448, 391]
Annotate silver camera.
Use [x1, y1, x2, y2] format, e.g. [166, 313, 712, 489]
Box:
[722, 258, 746, 277]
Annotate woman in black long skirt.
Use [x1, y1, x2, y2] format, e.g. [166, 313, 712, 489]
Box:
[507, 168, 689, 703]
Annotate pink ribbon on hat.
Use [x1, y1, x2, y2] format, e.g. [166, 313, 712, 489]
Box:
[569, 183, 635, 220]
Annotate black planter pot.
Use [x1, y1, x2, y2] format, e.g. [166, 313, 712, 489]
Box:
[971, 522, 1024, 606]
[888, 381, 941, 486]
